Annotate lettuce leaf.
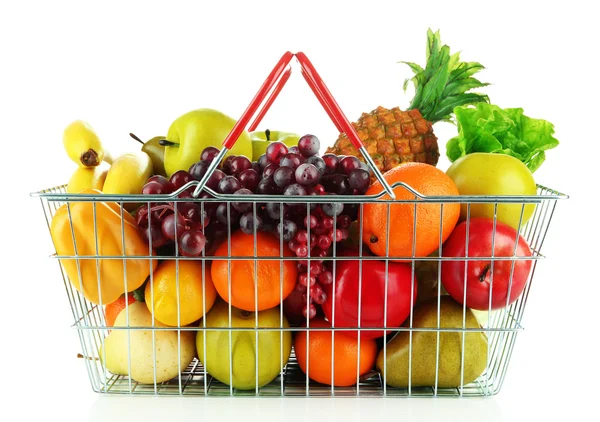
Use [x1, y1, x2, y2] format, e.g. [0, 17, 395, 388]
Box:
[446, 103, 559, 172]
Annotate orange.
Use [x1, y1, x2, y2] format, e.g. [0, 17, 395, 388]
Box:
[104, 293, 136, 327]
[144, 260, 217, 326]
[362, 162, 460, 260]
[294, 317, 378, 387]
[211, 230, 297, 312]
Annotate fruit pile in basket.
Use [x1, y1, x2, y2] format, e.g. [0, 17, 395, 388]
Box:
[51, 29, 560, 391]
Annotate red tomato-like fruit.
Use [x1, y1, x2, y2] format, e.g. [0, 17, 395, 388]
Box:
[441, 218, 533, 311]
[322, 252, 417, 339]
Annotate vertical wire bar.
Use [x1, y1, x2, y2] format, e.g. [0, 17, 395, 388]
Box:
[201, 201, 208, 395]
[92, 202, 108, 392]
[147, 200, 158, 394]
[227, 201, 233, 396]
[119, 203, 133, 393]
[434, 203, 444, 396]
[306, 201, 312, 396]
[356, 203, 364, 394]
[279, 201, 284, 396]
[173, 200, 182, 394]
[460, 203, 471, 397]
[331, 205, 338, 396]
[408, 199, 418, 396]
[253, 202, 259, 395]
[383, 202, 391, 396]
[501, 205, 526, 324]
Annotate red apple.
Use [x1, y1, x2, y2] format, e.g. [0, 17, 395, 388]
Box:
[441, 218, 533, 311]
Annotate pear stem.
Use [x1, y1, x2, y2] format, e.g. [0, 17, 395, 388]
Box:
[159, 139, 179, 147]
[479, 265, 490, 283]
[129, 133, 145, 145]
[265, 129, 271, 142]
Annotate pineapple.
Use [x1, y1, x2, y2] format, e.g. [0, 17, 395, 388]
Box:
[327, 29, 490, 173]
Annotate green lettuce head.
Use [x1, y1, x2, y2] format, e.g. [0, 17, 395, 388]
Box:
[446, 103, 559, 172]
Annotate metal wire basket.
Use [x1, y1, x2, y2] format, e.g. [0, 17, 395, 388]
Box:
[31, 52, 568, 397]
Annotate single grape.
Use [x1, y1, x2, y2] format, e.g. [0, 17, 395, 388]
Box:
[302, 304, 317, 319]
[317, 234, 332, 250]
[304, 215, 318, 229]
[338, 156, 362, 175]
[218, 175, 241, 194]
[262, 163, 279, 179]
[322, 154, 339, 174]
[296, 229, 308, 244]
[348, 168, 371, 193]
[189, 161, 211, 181]
[161, 213, 186, 241]
[322, 202, 344, 217]
[312, 184, 325, 195]
[179, 230, 206, 256]
[295, 283, 308, 294]
[295, 163, 320, 186]
[298, 134, 320, 157]
[288, 239, 301, 253]
[142, 181, 168, 195]
[215, 202, 241, 225]
[340, 228, 349, 240]
[321, 174, 350, 195]
[337, 214, 351, 229]
[142, 223, 169, 248]
[183, 204, 209, 225]
[201, 146, 220, 163]
[222, 155, 237, 174]
[230, 156, 252, 175]
[257, 154, 269, 171]
[322, 217, 334, 230]
[265, 202, 289, 220]
[238, 168, 260, 192]
[279, 153, 303, 169]
[318, 271, 333, 285]
[170, 170, 192, 191]
[296, 244, 309, 257]
[135, 204, 149, 227]
[232, 188, 253, 213]
[147, 175, 175, 193]
[273, 166, 296, 189]
[309, 262, 323, 276]
[266, 141, 289, 164]
[306, 156, 326, 175]
[276, 219, 297, 241]
[310, 284, 326, 304]
[205, 169, 226, 190]
[315, 248, 329, 258]
[283, 183, 308, 196]
[256, 177, 278, 195]
[298, 273, 316, 287]
[239, 212, 263, 234]
[288, 146, 300, 155]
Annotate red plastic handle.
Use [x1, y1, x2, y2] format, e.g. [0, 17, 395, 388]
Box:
[221, 51, 294, 149]
[295, 52, 365, 151]
[248, 66, 292, 132]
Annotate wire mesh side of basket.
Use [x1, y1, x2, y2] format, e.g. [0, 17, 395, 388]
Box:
[35, 183, 565, 397]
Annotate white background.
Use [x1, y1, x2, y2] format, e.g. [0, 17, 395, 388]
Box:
[1, 0, 597, 420]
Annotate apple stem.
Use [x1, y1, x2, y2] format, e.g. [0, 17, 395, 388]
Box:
[129, 132, 145, 145]
[479, 265, 490, 283]
[265, 129, 271, 141]
[159, 139, 179, 147]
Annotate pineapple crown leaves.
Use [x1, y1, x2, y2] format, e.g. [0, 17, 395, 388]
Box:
[401, 29, 490, 124]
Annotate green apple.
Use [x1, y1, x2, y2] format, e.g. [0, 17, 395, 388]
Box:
[129, 133, 167, 176]
[196, 300, 292, 390]
[162, 108, 253, 176]
[250, 129, 300, 161]
[446, 153, 537, 230]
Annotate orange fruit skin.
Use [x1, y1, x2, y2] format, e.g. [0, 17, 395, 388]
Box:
[211, 230, 297, 312]
[145, 260, 217, 327]
[294, 317, 378, 387]
[104, 293, 136, 327]
[362, 163, 460, 260]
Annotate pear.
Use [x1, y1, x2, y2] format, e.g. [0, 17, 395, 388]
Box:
[130, 133, 167, 176]
[99, 302, 196, 384]
[377, 296, 488, 388]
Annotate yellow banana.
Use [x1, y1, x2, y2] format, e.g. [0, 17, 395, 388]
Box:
[63, 120, 107, 167]
[102, 151, 154, 209]
[66, 161, 110, 193]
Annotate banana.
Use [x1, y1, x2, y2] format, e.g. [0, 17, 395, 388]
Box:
[63, 120, 108, 167]
[66, 161, 110, 193]
[102, 151, 154, 209]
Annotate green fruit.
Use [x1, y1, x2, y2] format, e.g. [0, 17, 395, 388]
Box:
[130, 133, 167, 176]
[376, 296, 488, 388]
[163, 109, 252, 176]
[250, 129, 300, 161]
[196, 300, 292, 390]
[446, 152, 537, 230]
